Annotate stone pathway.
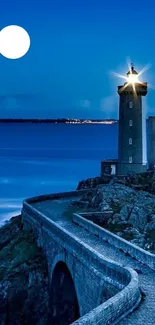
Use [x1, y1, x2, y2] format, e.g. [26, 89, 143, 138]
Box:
[33, 198, 155, 325]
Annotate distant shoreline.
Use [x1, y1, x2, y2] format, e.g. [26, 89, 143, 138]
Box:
[0, 118, 118, 124]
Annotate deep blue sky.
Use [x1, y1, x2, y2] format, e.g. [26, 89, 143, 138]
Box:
[1, 0, 155, 119]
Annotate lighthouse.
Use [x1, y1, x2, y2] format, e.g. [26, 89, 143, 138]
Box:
[117, 65, 148, 175]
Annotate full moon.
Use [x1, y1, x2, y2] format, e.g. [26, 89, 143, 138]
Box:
[0, 25, 30, 59]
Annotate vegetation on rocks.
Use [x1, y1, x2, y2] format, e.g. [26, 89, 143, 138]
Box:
[78, 181, 155, 253]
[0, 215, 50, 325]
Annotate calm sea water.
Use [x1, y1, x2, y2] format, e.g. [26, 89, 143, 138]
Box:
[0, 123, 118, 225]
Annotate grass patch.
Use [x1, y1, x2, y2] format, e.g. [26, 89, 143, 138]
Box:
[107, 221, 124, 233]
[63, 206, 86, 220]
[0, 230, 40, 280]
[0, 216, 46, 281]
[122, 232, 134, 240]
[148, 229, 155, 242]
[110, 202, 121, 213]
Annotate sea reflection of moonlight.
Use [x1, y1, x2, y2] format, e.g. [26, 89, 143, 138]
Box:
[0, 25, 30, 59]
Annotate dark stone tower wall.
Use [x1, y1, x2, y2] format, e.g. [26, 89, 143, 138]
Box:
[117, 82, 147, 175]
[147, 116, 155, 168]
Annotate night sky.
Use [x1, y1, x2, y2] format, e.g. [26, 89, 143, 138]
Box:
[1, 0, 155, 119]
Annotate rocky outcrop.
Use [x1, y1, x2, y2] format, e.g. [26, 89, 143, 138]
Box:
[79, 183, 155, 253]
[76, 176, 110, 190]
[76, 169, 155, 193]
[0, 216, 50, 325]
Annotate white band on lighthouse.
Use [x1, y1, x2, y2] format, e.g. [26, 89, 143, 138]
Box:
[142, 102, 147, 165]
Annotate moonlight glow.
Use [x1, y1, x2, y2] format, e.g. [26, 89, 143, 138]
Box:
[0, 25, 30, 59]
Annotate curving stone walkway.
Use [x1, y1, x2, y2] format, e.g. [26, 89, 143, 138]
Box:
[32, 198, 155, 325]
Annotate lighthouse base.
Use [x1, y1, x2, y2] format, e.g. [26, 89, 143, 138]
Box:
[117, 163, 147, 176]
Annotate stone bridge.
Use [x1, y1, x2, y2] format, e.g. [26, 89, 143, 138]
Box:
[22, 189, 155, 325]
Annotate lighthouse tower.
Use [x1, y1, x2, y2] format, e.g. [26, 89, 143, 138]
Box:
[117, 65, 148, 175]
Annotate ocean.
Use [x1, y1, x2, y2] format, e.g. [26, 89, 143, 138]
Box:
[0, 123, 118, 225]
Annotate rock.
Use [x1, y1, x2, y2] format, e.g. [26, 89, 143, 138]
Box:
[145, 220, 155, 232]
[78, 181, 155, 253]
[121, 221, 128, 225]
[152, 171, 155, 181]
[0, 216, 50, 324]
[88, 211, 114, 227]
[109, 177, 119, 185]
[151, 215, 155, 222]
[119, 204, 134, 221]
[81, 191, 94, 202]
[112, 198, 120, 204]
[128, 205, 150, 231]
[116, 232, 123, 237]
[99, 202, 111, 211]
[130, 238, 145, 248]
[144, 243, 152, 250]
[134, 268, 143, 274]
[111, 213, 122, 224]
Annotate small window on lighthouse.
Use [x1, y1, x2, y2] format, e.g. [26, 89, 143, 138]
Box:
[129, 156, 132, 163]
[129, 120, 133, 126]
[129, 138, 132, 145]
[129, 102, 133, 108]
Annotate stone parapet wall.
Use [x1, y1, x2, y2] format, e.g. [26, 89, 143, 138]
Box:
[73, 213, 155, 270]
[22, 194, 140, 325]
[25, 189, 95, 204]
[22, 202, 130, 287]
[72, 267, 140, 325]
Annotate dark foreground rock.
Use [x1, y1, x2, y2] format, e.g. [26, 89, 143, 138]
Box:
[0, 216, 50, 325]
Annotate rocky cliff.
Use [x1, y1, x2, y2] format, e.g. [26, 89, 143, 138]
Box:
[1, 176, 155, 324]
[75, 183, 155, 253]
[0, 215, 50, 325]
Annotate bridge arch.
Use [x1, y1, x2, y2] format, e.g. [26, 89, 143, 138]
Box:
[49, 258, 80, 324]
